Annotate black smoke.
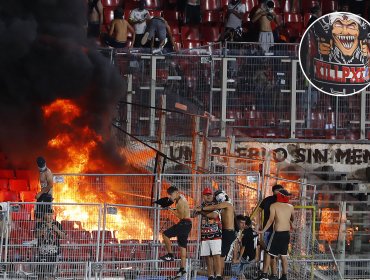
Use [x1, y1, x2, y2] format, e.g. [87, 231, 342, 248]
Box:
[0, 0, 123, 169]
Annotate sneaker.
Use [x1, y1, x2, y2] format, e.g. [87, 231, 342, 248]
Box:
[208, 277, 215, 280]
[257, 273, 269, 280]
[141, 32, 149, 45]
[270, 275, 279, 280]
[215, 276, 223, 280]
[279, 274, 287, 280]
[152, 48, 163, 54]
[159, 253, 174, 262]
[174, 269, 186, 279]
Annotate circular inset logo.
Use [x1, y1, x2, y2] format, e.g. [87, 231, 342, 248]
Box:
[299, 12, 370, 96]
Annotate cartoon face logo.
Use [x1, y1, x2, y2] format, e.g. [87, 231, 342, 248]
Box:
[299, 12, 370, 96]
[332, 16, 360, 56]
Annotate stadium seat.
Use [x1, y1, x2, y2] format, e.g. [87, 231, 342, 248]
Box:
[181, 25, 201, 41]
[0, 169, 15, 179]
[61, 220, 83, 231]
[281, 0, 291, 12]
[201, 25, 220, 42]
[202, 11, 223, 23]
[201, 0, 221, 11]
[145, 0, 162, 9]
[19, 191, 36, 202]
[303, 12, 311, 28]
[102, 0, 122, 7]
[220, 0, 228, 8]
[103, 8, 115, 25]
[9, 179, 29, 192]
[162, 10, 180, 21]
[169, 24, 180, 36]
[284, 13, 302, 23]
[322, 0, 338, 13]
[11, 210, 30, 221]
[15, 170, 31, 180]
[302, 0, 320, 12]
[0, 179, 8, 190]
[245, 0, 255, 12]
[0, 190, 18, 202]
[149, 10, 163, 17]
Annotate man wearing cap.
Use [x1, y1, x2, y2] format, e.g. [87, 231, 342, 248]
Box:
[35, 157, 53, 220]
[257, 189, 294, 280]
[196, 188, 223, 280]
[253, 184, 283, 279]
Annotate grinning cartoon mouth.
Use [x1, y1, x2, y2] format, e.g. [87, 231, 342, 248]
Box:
[336, 35, 356, 49]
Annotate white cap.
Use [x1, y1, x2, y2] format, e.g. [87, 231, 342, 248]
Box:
[329, 13, 363, 27]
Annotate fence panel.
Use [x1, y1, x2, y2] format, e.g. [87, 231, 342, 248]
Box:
[0, 261, 88, 280]
[5, 202, 102, 264]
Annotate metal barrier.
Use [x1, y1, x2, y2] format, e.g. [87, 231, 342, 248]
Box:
[115, 44, 370, 140]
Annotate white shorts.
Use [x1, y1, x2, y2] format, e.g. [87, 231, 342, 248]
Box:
[200, 239, 222, 257]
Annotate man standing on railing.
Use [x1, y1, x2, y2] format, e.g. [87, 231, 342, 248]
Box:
[256, 189, 295, 280]
[35, 157, 53, 220]
[160, 186, 192, 279]
[196, 190, 235, 278]
[251, 0, 279, 53]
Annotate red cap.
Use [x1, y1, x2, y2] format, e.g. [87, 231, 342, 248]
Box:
[202, 187, 213, 195]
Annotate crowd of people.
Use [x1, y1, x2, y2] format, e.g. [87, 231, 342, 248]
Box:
[86, 0, 368, 53]
[160, 184, 295, 280]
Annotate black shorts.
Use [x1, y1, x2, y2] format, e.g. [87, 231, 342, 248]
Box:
[221, 229, 236, 257]
[163, 219, 192, 248]
[267, 231, 290, 257]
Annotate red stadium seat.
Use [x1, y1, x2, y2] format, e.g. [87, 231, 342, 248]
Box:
[281, 0, 291, 12]
[103, 8, 115, 25]
[0, 190, 18, 202]
[0, 179, 8, 190]
[15, 170, 31, 180]
[19, 191, 36, 202]
[202, 11, 223, 23]
[169, 24, 180, 36]
[0, 169, 15, 179]
[303, 12, 311, 28]
[162, 10, 180, 21]
[201, 0, 221, 11]
[290, 0, 300, 13]
[322, 0, 338, 13]
[201, 25, 220, 42]
[149, 10, 163, 17]
[181, 25, 201, 41]
[220, 0, 229, 8]
[245, 0, 255, 12]
[302, 0, 320, 12]
[9, 179, 29, 192]
[102, 0, 122, 7]
[145, 0, 162, 9]
[182, 40, 202, 49]
[284, 13, 302, 23]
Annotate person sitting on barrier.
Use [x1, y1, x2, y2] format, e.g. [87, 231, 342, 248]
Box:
[196, 190, 235, 279]
[104, 8, 135, 48]
[253, 184, 283, 280]
[257, 189, 295, 280]
[36, 209, 66, 280]
[35, 157, 54, 221]
[195, 187, 223, 280]
[160, 186, 192, 279]
[251, 0, 279, 53]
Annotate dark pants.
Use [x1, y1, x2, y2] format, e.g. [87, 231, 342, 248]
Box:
[185, 4, 201, 24]
[87, 22, 100, 38]
[104, 34, 127, 48]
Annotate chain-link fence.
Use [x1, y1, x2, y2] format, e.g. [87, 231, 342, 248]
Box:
[115, 44, 370, 140]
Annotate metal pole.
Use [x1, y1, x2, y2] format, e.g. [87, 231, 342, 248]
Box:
[126, 74, 133, 134]
[337, 201, 347, 277]
[96, 205, 102, 263]
[100, 204, 107, 262]
[157, 94, 167, 174]
[290, 60, 298, 139]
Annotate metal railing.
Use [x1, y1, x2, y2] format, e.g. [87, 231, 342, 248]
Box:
[112, 43, 370, 140]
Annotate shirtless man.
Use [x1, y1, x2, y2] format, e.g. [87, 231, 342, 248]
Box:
[87, 0, 103, 38]
[251, 0, 279, 53]
[196, 190, 235, 277]
[105, 8, 135, 48]
[160, 186, 192, 278]
[35, 157, 53, 220]
[257, 189, 294, 280]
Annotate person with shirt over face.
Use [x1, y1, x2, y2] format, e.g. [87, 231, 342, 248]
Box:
[35, 157, 54, 221]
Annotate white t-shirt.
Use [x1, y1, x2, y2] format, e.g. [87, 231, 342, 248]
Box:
[226, 2, 246, 29]
[130, 8, 149, 34]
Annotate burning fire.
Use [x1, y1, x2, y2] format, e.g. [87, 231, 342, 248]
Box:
[42, 99, 155, 241]
[319, 208, 339, 243]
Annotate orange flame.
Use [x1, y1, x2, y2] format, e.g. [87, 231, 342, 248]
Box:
[42, 98, 154, 241]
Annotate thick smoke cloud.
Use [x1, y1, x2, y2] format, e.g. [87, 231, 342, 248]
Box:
[0, 0, 123, 169]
